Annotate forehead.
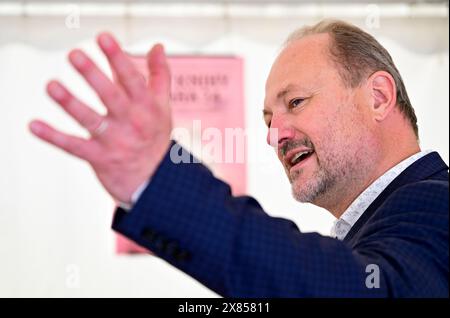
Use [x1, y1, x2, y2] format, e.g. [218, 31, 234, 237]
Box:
[265, 33, 335, 98]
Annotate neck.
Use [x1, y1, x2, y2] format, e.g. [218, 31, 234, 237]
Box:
[318, 143, 421, 219]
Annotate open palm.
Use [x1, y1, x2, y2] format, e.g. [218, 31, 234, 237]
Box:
[29, 33, 173, 204]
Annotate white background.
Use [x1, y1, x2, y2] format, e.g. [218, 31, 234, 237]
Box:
[0, 1, 448, 297]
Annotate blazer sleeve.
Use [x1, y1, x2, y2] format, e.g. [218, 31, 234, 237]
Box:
[111, 142, 448, 297]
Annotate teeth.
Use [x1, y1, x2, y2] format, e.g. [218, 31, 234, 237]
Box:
[290, 150, 310, 164]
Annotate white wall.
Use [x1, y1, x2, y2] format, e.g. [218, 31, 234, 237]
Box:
[0, 4, 448, 297]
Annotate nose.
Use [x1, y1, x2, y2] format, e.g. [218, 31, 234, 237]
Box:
[266, 113, 295, 149]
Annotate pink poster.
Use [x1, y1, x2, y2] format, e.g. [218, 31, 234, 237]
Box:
[114, 54, 246, 254]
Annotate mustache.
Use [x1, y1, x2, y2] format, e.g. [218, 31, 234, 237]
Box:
[280, 138, 314, 157]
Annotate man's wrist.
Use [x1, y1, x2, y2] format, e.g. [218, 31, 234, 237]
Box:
[118, 179, 150, 211]
[131, 179, 150, 204]
[116, 140, 175, 211]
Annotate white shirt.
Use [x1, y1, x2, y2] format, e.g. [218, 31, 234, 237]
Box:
[118, 180, 149, 211]
[330, 150, 433, 240]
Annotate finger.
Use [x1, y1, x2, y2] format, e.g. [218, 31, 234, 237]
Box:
[147, 44, 171, 105]
[47, 80, 104, 135]
[97, 33, 147, 100]
[68, 49, 127, 117]
[29, 120, 94, 161]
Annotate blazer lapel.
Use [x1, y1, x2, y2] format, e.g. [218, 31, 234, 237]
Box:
[343, 152, 449, 244]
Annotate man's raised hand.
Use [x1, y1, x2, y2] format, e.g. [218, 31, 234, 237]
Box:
[29, 33, 172, 205]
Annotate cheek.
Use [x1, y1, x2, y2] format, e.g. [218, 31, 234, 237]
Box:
[306, 107, 338, 148]
[311, 111, 353, 159]
[305, 93, 371, 159]
[325, 109, 372, 157]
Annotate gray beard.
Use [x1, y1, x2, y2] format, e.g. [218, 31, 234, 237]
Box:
[290, 157, 337, 203]
[290, 150, 370, 206]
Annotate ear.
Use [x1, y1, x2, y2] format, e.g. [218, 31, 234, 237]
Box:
[367, 71, 397, 122]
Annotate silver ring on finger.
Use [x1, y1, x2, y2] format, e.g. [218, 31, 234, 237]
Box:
[92, 119, 109, 137]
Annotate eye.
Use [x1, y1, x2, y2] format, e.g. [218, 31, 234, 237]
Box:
[289, 98, 305, 109]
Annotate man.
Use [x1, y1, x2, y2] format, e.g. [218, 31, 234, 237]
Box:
[29, 20, 448, 297]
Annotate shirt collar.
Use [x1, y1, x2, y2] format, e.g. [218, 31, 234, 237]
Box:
[330, 149, 433, 240]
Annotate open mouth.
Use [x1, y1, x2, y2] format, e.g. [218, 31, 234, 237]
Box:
[288, 149, 314, 169]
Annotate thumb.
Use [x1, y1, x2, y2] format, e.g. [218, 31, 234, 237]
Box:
[147, 44, 171, 105]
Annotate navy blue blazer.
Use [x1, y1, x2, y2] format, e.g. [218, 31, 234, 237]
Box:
[112, 144, 449, 297]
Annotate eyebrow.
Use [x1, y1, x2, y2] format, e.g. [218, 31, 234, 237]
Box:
[276, 88, 289, 100]
[276, 84, 300, 100]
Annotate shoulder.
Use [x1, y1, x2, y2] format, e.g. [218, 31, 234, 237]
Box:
[352, 179, 449, 297]
[356, 179, 449, 243]
[381, 179, 448, 215]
